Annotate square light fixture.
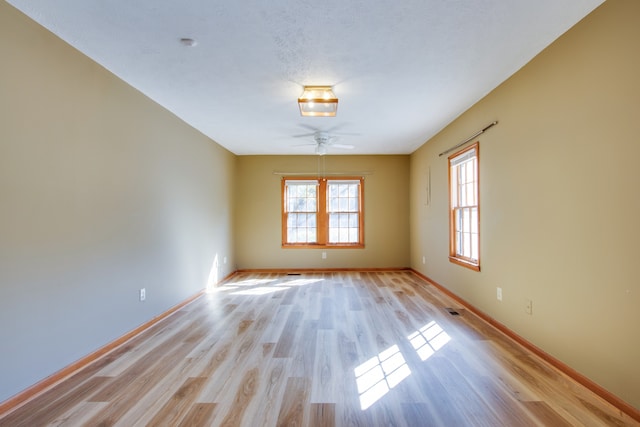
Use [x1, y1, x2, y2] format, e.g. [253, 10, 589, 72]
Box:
[298, 86, 338, 117]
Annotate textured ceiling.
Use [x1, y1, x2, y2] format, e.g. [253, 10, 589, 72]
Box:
[8, 0, 604, 155]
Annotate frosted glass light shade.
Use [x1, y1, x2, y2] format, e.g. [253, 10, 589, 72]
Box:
[298, 86, 338, 117]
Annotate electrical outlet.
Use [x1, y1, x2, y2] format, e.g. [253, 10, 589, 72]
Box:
[223, 256, 227, 264]
[322, 251, 327, 259]
[422, 256, 426, 264]
[497, 287, 502, 301]
[525, 298, 532, 315]
[139, 288, 146, 301]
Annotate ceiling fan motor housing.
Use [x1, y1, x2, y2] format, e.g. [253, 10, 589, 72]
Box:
[314, 132, 331, 145]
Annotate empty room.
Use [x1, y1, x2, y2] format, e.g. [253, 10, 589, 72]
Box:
[1, 0, 639, 425]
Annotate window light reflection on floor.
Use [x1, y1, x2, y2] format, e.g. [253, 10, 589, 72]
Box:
[354, 344, 411, 410]
[234, 278, 279, 286]
[408, 321, 451, 361]
[212, 277, 325, 296]
[283, 278, 324, 287]
[231, 286, 290, 296]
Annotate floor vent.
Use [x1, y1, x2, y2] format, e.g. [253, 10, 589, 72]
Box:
[287, 273, 301, 276]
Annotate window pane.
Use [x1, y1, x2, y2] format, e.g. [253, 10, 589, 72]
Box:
[349, 213, 358, 227]
[471, 233, 478, 260]
[466, 161, 475, 184]
[462, 232, 470, 257]
[339, 213, 349, 227]
[465, 183, 475, 206]
[462, 208, 470, 232]
[339, 228, 348, 242]
[471, 208, 478, 234]
[307, 228, 316, 242]
[307, 198, 317, 211]
[450, 173, 458, 208]
[287, 183, 317, 213]
[286, 212, 317, 243]
[328, 212, 359, 244]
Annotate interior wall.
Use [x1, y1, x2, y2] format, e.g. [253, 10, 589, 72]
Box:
[235, 155, 410, 269]
[410, 0, 640, 409]
[0, 2, 236, 403]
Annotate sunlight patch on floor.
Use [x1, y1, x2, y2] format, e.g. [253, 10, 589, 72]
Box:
[354, 344, 411, 410]
[408, 321, 451, 361]
[210, 277, 324, 295]
[231, 286, 290, 296]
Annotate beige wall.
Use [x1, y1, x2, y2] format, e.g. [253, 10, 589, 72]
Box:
[0, 3, 236, 402]
[410, 0, 640, 409]
[235, 155, 410, 269]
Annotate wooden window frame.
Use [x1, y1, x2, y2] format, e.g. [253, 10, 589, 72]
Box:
[448, 142, 480, 271]
[282, 176, 364, 249]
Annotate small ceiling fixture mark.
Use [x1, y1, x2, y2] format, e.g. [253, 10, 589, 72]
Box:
[180, 38, 197, 47]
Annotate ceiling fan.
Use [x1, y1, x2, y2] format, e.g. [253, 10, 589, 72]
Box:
[292, 124, 356, 155]
[295, 131, 355, 155]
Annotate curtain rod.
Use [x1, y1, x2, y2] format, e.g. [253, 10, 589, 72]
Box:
[272, 171, 373, 176]
[438, 121, 498, 157]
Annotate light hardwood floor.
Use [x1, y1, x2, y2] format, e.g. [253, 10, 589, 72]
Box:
[0, 271, 637, 426]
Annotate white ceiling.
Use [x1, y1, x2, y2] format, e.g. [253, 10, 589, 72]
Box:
[8, 0, 603, 156]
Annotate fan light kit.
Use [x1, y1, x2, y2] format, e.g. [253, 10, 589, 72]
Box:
[312, 131, 353, 156]
[298, 86, 338, 117]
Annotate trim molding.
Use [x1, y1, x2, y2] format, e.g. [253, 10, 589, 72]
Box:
[236, 267, 411, 273]
[410, 269, 640, 423]
[0, 271, 239, 416]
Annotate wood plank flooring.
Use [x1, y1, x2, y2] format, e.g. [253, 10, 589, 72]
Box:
[1, 271, 637, 426]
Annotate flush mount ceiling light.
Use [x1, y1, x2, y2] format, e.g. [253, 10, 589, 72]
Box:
[298, 86, 338, 117]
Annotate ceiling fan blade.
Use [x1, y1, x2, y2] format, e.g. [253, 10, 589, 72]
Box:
[291, 132, 317, 138]
[326, 123, 351, 133]
[331, 144, 355, 149]
[298, 123, 320, 132]
[292, 143, 317, 147]
[333, 131, 361, 136]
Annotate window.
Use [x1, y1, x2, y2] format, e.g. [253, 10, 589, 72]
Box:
[448, 143, 480, 271]
[282, 177, 364, 248]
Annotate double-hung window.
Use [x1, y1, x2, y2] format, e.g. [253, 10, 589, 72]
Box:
[282, 177, 364, 248]
[448, 143, 480, 271]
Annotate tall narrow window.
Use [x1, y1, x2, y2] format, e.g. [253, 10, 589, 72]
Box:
[282, 177, 364, 248]
[448, 143, 480, 271]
